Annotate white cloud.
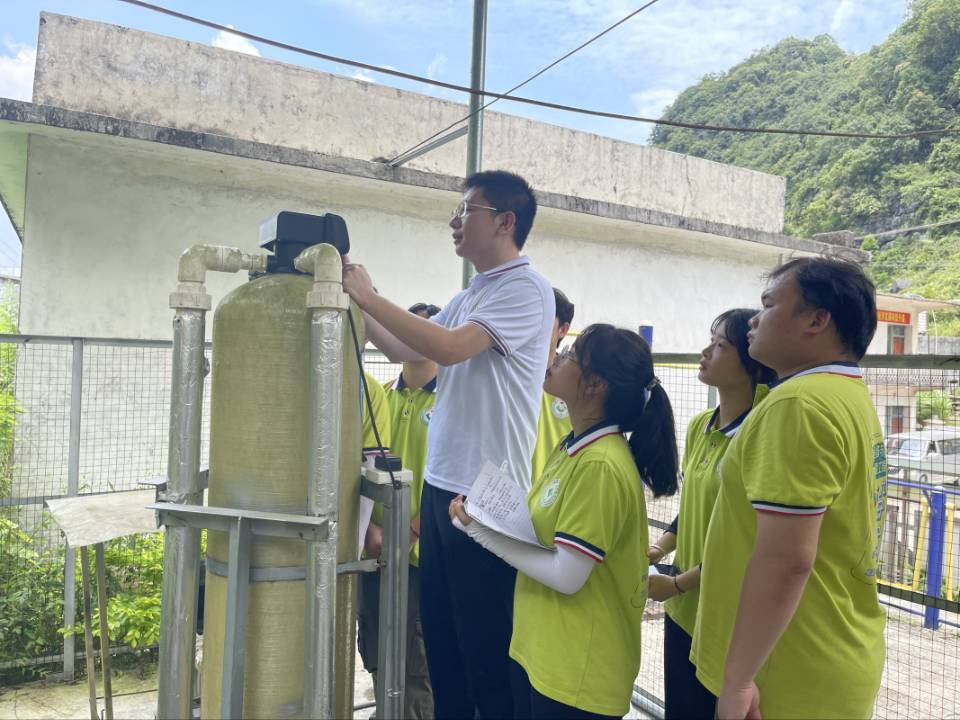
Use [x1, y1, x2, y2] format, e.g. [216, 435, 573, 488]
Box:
[0, 39, 36, 101]
[211, 26, 261, 56]
[312, 0, 458, 26]
[831, 0, 859, 34]
[426, 52, 448, 80]
[351, 64, 399, 84]
[630, 88, 679, 119]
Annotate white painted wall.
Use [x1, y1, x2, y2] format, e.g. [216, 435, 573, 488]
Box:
[33, 13, 787, 235]
[20, 133, 784, 351]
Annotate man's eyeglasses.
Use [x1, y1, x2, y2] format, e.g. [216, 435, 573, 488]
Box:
[452, 201, 500, 220]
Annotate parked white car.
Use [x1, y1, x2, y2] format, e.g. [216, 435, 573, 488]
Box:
[886, 429, 960, 485]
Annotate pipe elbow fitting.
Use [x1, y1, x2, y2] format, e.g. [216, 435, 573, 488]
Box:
[178, 245, 268, 283]
[294, 243, 343, 283]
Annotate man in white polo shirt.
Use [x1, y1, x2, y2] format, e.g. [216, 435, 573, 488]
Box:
[343, 170, 554, 719]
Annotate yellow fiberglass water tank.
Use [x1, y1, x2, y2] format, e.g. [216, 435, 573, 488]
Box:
[200, 270, 361, 719]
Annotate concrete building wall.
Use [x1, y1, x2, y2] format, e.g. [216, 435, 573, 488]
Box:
[33, 13, 786, 235]
[19, 133, 782, 350]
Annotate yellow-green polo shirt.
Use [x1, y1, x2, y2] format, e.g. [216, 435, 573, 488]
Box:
[361, 371, 392, 560]
[692, 364, 887, 719]
[510, 422, 648, 717]
[531, 392, 572, 483]
[381, 374, 436, 566]
[361, 371, 392, 454]
[665, 385, 769, 635]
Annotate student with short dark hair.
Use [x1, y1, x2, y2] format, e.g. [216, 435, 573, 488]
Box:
[531, 288, 575, 483]
[647, 308, 775, 719]
[692, 257, 888, 719]
[343, 170, 554, 719]
[450, 324, 679, 719]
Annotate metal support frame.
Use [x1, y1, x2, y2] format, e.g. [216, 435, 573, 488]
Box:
[221, 517, 251, 716]
[63, 337, 83, 681]
[150, 502, 330, 719]
[362, 472, 411, 720]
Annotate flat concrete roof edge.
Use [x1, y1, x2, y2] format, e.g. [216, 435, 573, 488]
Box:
[0, 98, 858, 258]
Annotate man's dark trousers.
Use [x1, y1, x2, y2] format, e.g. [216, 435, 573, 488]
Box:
[419, 482, 516, 719]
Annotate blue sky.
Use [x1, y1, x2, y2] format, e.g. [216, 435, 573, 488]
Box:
[0, 0, 910, 271]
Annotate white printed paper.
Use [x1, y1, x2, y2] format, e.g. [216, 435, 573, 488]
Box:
[466, 461, 551, 548]
[358, 495, 374, 560]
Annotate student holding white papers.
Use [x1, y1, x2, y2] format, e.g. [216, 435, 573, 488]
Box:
[450, 324, 679, 719]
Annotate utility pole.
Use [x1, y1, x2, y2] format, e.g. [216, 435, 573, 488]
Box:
[462, 0, 488, 289]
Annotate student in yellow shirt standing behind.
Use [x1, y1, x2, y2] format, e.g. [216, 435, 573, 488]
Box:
[692, 257, 887, 719]
[531, 288, 575, 483]
[450, 324, 679, 719]
[358, 303, 440, 720]
[647, 308, 775, 719]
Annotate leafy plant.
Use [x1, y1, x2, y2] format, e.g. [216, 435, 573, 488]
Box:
[0, 518, 67, 680]
[917, 389, 955, 423]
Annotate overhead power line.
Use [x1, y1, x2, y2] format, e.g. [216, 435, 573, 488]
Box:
[118, 0, 960, 144]
[388, 0, 663, 166]
[854, 218, 960, 241]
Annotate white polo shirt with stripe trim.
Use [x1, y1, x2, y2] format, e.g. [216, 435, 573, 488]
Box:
[424, 256, 554, 496]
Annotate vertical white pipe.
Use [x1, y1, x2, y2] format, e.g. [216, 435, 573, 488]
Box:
[297, 244, 349, 719]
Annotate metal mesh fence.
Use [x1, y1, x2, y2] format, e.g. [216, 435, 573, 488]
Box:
[863, 362, 960, 720]
[363, 351, 402, 387]
[0, 337, 213, 683]
[1, 337, 958, 717]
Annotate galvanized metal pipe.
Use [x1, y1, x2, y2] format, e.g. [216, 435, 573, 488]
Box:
[63, 337, 83, 682]
[157, 307, 207, 720]
[632, 685, 665, 720]
[462, 0, 488, 289]
[297, 244, 349, 719]
[157, 245, 267, 716]
[377, 481, 411, 719]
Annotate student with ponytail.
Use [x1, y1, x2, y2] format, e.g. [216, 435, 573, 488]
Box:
[646, 308, 775, 719]
[449, 324, 679, 719]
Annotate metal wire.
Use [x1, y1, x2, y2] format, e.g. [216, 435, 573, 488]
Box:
[115, 0, 960, 143]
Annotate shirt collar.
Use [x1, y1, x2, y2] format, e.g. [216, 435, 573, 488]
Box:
[394, 374, 438, 393]
[772, 361, 863, 388]
[563, 420, 622, 457]
[704, 384, 768, 437]
[705, 405, 752, 438]
[470, 256, 530, 287]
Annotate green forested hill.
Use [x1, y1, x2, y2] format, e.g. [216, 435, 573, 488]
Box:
[650, 0, 960, 324]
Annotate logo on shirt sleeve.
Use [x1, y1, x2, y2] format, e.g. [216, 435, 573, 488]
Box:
[551, 398, 569, 420]
[539, 478, 561, 508]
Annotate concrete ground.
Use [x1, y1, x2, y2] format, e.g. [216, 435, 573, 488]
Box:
[0, 652, 376, 720]
[0, 652, 648, 720]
